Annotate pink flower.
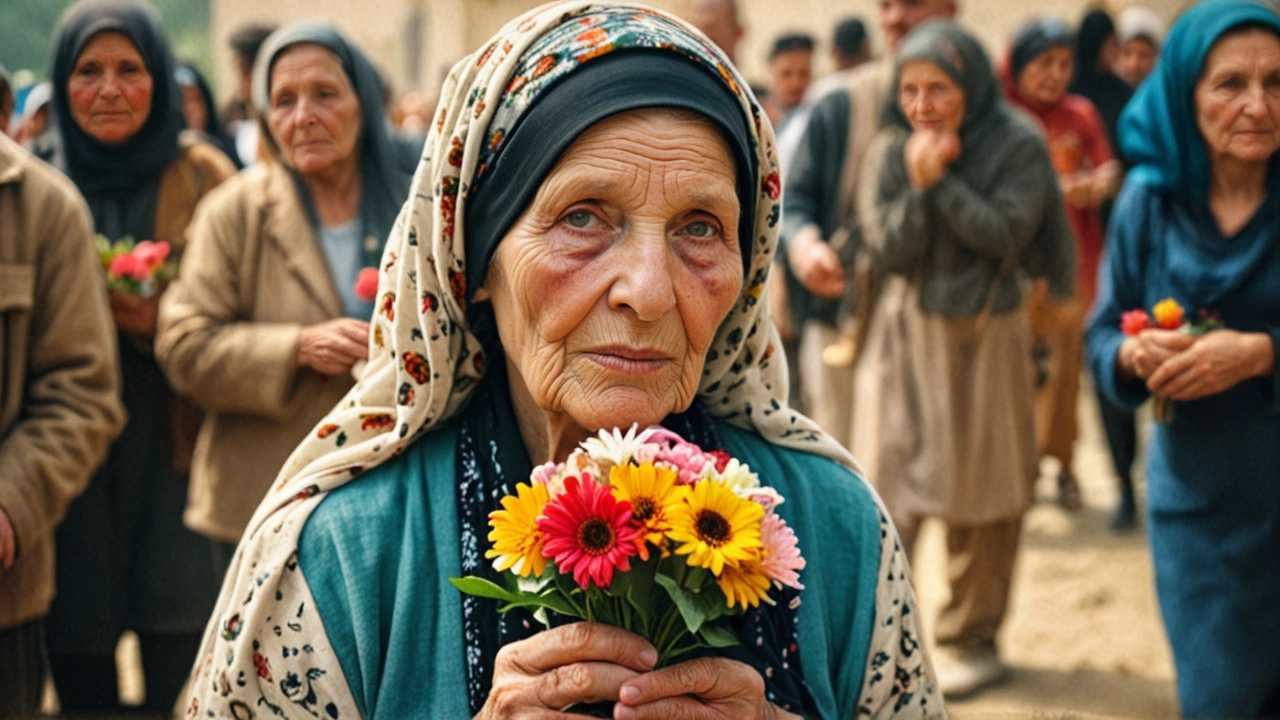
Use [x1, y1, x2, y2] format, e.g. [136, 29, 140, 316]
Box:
[108, 253, 148, 281]
[132, 240, 170, 273]
[646, 428, 717, 484]
[1120, 309, 1151, 337]
[760, 512, 805, 590]
[538, 474, 640, 589]
[354, 267, 380, 303]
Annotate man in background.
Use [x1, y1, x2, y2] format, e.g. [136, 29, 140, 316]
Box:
[0, 131, 124, 717]
[688, 0, 743, 62]
[831, 16, 870, 72]
[768, 33, 814, 131]
[226, 23, 276, 167]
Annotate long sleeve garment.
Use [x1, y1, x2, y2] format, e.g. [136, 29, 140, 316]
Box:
[1086, 181, 1280, 717]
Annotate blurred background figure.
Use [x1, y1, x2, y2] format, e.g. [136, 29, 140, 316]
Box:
[831, 16, 870, 72]
[1087, 2, 1280, 714]
[687, 0, 743, 62]
[156, 22, 420, 571]
[18, 82, 60, 166]
[855, 19, 1074, 699]
[0, 130, 125, 720]
[767, 33, 814, 129]
[1069, 6, 1142, 530]
[40, 0, 236, 714]
[394, 88, 433, 135]
[0, 66, 13, 137]
[1116, 5, 1165, 87]
[176, 61, 241, 167]
[225, 22, 276, 167]
[1002, 18, 1121, 513]
[779, 0, 955, 451]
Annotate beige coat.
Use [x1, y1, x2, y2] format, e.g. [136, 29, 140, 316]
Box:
[0, 134, 124, 630]
[156, 161, 355, 543]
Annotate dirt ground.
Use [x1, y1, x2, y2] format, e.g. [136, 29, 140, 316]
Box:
[60, 381, 1180, 719]
[915, 380, 1181, 719]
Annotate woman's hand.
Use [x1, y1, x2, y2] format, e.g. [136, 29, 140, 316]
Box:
[1146, 330, 1276, 401]
[476, 623, 657, 719]
[1118, 329, 1196, 381]
[109, 290, 160, 336]
[297, 318, 371, 376]
[905, 129, 960, 190]
[613, 657, 800, 720]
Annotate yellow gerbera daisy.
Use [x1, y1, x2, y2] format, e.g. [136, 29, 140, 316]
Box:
[717, 559, 774, 610]
[609, 462, 682, 560]
[485, 482, 550, 578]
[666, 479, 764, 576]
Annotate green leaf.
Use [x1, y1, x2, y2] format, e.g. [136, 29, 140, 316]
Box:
[449, 576, 525, 603]
[697, 623, 740, 648]
[655, 574, 707, 633]
[449, 576, 582, 619]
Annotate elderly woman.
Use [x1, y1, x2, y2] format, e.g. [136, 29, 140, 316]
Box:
[852, 20, 1073, 698]
[1086, 1, 1280, 715]
[156, 24, 419, 564]
[176, 61, 241, 169]
[1001, 19, 1121, 513]
[40, 0, 236, 712]
[184, 4, 942, 719]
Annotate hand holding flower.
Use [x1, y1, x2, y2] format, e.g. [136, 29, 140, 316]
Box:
[615, 657, 801, 720]
[108, 289, 161, 336]
[1146, 330, 1276, 401]
[476, 622, 656, 719]
[1119, 329, 1196, 381]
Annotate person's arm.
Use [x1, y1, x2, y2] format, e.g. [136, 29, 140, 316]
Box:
[0, 178, 124, 566]
[155, 185, 305, 422]
[861, 130, 930, 276]
[1086, 183, 1154, 410]
[782, 91, 850, 299]
[926, 135, 1051, 263]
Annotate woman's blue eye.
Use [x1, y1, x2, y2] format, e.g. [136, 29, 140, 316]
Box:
[565, 210, 593, 228]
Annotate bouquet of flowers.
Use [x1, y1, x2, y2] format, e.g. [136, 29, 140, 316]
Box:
[450, 426, 804, 668]
[1120, 298, 1224, 422]
[95, 234, 175, 298]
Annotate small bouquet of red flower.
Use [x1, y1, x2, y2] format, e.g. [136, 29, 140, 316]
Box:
[95, 234, 175, 299]
[1120, 298, 1225, 422]
[450, 426, 804, 668]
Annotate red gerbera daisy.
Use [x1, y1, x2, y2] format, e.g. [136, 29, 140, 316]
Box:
[538, 474, 640, 589]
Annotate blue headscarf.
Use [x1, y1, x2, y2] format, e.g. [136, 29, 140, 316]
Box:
[1119, 0, 1280, 204]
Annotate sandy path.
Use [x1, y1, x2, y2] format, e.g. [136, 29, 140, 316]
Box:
[913, 381, 1180, 719]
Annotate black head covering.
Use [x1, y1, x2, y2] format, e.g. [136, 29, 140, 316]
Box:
[252, 22, 420, 248]
[1069, 8, 1133, 151]
[1010, 18, 1075, 81]
[462, 50, 758, 299]
[50, 0, 187, 240]
[176, 62, 241, 169]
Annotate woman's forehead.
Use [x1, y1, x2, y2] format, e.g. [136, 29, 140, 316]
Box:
[270, 44, 350, 85]
[76, 30, 143, 63]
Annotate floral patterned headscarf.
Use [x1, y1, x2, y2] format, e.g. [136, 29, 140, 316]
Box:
[187, 2, 872, 716]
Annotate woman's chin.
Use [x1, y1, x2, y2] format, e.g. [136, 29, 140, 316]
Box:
[566, 386, 684, 433]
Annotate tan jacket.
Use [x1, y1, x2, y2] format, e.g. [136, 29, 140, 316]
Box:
[156, 161, 355, 543]
[0, 134, 125, 629]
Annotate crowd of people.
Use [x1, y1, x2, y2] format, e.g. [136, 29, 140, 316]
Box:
[0, 0, 1277, 718]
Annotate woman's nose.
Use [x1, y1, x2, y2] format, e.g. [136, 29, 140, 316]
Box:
[1241, 83, 1269, 117]
[607, 229, 677, 322]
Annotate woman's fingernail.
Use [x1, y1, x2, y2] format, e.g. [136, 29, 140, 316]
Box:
[620, 686, 641, 704]
[638, 649, 657, 668]
[614, 703, 636, 720]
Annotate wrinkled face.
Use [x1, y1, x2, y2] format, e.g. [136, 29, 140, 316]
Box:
[1018, 46, 1074, 108]
[67, 31, 153, 145]
[267, 44, 362, 178]
[880, 0, 956, 50]
[1194, 28, 1280, 166]
[1119, 37, 1158, 85]
[485, 108, 743, 435]
[770, 49, 812, 111]
[900, 59, 965, 133]
[180, 82, 208, 132]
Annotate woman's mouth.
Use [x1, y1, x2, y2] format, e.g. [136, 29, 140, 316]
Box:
[584, 346, 673, 374]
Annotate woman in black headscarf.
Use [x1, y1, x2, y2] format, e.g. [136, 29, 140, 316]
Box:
[176, 61, 241, 168]
[156, 23, 422, 569]
[1070, 8, 1134, 158]
[41, 0, 236, 713]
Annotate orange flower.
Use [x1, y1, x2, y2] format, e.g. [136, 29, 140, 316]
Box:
[1153, 298, 1185, 330]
